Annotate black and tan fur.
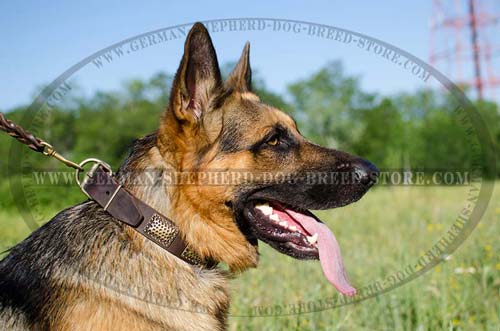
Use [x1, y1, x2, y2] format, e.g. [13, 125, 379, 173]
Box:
[0, 23, 377, 330]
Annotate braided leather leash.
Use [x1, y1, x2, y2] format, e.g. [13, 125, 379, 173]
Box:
[0, 112, 82, 169]
[0, 112, 45, 153]
[0, 112, 209, 267]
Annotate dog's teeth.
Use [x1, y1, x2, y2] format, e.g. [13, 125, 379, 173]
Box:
[279, 221, 288, 228]
[289, 225, 298, 231]
[307, 233, 318, 244]
[269, 214, 280, 222]
[256, 204, 273, 216]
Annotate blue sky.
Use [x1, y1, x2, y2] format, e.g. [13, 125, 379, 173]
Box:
[0, 1, 436, 110]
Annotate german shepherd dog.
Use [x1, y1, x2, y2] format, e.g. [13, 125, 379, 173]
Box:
[0, 23, 378, 330]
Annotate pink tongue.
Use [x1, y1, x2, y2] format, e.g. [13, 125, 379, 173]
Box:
[283, 209, 357, 297]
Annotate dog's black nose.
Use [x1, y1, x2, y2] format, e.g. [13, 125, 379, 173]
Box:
[352, 158, 379, 187]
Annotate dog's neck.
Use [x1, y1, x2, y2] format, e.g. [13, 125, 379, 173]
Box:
[116, 133, 258, 272]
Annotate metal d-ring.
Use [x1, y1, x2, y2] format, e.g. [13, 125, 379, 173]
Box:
[74, 158, 113, 198]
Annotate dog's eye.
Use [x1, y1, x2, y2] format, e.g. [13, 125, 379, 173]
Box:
[267, 136, 280, 146]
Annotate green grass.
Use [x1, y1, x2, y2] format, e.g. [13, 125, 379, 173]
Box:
[0, 209, 34, 252]
[1, 185, 499, 330]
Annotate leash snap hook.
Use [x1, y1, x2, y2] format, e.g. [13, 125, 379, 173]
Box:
[41, 142, 84, 171]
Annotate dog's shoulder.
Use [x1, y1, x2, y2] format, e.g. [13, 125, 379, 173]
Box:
[0, 200, 230, 330]
[0, 201, 125, 328]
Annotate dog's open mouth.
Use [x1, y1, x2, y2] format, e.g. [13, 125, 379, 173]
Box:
[244, 201, 356, 297]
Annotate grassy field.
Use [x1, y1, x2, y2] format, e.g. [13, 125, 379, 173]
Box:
[1, 184, 499, 330]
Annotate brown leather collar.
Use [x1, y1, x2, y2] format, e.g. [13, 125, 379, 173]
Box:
[82, 164, 214, 268]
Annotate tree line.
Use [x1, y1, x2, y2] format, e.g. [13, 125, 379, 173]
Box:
[0, 61, 498, 209]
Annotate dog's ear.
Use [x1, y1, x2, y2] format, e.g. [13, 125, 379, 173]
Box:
[169, 22, 222, 124]
[226, 42, 252, 92]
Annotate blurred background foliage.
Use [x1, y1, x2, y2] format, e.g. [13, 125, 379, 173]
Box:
[0, 60, 498, 211]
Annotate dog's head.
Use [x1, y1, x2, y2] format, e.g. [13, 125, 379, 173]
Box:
[157, 23, 377, 293]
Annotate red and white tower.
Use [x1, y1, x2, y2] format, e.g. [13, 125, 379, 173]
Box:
[430, 0, 500, 102]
